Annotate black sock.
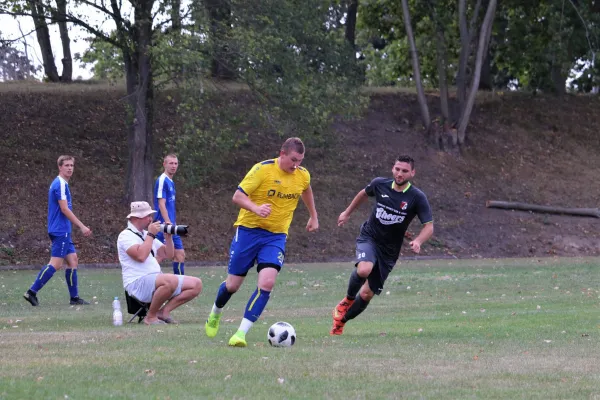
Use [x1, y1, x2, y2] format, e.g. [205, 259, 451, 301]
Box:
[342, 294, 370, 322]
[346, 269, 366, 300]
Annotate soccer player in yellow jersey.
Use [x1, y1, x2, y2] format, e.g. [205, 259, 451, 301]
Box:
[205, 137, 319, 347]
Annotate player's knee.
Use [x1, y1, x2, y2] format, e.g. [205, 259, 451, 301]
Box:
[356, 263, 372, 278]
[162, 275, 179, 292]
[225, 277, 243, 293]
[257, 263, 280, 290]
[49, 258, 65, 270]
[360, 289, 374, 301]
[190, 277, 202, 295]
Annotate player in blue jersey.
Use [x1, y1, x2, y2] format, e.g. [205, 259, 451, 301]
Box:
[330, 155, 434, 335]
[23, 155, 93, 306]
[204, 137, 319, 347]
[154, 154, 185, 275]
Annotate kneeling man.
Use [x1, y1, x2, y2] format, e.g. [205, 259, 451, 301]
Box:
[117, 201, 202, 325]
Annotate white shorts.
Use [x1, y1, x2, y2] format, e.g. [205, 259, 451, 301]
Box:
[126, 273, 184, 303]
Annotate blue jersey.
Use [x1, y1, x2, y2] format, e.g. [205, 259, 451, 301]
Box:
[154, 173, 177, 224]
[48, 176, 72, 234]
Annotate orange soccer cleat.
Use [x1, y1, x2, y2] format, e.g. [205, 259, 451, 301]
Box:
[330, 320, 346, 336]
[332, 297, 355, 322]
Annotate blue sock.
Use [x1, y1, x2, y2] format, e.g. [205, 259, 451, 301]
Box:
[214, 281, 233, 308]
[243, 287, 271, 323]
[65, 269, 79, 298]
[30, 265, 56, 293]
[173, 262, 185, 275]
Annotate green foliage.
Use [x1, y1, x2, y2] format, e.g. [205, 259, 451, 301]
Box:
[358, 0, 600, 93]
[172, 0, 367, 182]
[76, 33, 124, 82]
[229, 0, 366, 133]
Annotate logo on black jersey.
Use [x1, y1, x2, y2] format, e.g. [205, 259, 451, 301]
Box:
[376, 207, 406, 225]
[400, 201, 408, 210]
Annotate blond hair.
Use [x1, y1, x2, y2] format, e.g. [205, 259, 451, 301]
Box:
[57, 155, 75, 167]
[163, 153, 178, 162]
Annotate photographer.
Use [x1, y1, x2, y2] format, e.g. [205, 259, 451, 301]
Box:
[117, 201, 202, 325]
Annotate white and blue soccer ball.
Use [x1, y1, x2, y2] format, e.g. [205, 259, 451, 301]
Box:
[267, 321, 296, 347]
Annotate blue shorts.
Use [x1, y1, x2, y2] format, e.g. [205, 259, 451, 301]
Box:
[228, 226, 287, 276]
[156, 232, 184, 250]
[49, 233, 76, 258]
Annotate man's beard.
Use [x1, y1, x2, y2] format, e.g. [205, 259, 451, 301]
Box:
[394, 178, 409, 187]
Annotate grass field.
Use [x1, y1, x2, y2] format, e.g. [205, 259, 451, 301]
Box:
[1, 258, 599, 399]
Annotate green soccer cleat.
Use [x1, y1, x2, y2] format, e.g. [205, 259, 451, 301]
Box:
[228, 330, 247, 347]
[205, 312, 222, 338]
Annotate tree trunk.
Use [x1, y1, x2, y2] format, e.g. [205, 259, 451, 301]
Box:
[456, 0, 469, 115]
[124, 0, 156, 204]
[457, 0, 482, 120]
[486, 200, 600, 218]
[54, 0, 72, 82]
[551, 63, 566, 95]
[479, 50, 492, 90]
[206, 0, 236, 79]
[27, 0, 59, 82]
[171, 0, 182, 32]
[457, 0, 496, 144]
[401, 0, 430, 131]
[345, 0, 358, 47]
[435, 30, 453, 148]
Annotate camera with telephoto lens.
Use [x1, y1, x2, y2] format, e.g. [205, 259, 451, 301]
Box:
[160, 223, 189, 236]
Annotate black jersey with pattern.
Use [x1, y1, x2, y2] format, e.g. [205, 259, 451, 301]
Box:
[359, 177, 433, 258]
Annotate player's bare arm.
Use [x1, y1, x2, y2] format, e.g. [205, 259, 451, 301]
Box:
[232, 189, 272, 218]
[301, 185, 319, 232]
[156, 233, 175, 262]
[58, 199, 92, 236]
[158, 198, 171, 223]
[409, 223, 434, 254]
[337, 189, 369, 227]
[126, 222, 160, 262]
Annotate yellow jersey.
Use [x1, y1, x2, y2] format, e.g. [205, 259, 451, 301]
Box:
[234, 158, 311, 235]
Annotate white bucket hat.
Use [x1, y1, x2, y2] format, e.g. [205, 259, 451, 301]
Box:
[127, 201, 157, 219]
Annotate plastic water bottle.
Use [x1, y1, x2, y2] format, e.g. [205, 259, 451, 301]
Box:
[112, 297, 123, 326]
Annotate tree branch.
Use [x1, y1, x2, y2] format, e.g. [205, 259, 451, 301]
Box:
[0, 28, 38, 45]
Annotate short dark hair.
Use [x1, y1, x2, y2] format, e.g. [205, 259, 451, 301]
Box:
[281, 137, 305, 154]
[396, 155, 414, 169]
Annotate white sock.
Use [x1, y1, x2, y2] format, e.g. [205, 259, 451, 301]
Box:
[211, 305, 223, 314]
[238, 318, 254, 334]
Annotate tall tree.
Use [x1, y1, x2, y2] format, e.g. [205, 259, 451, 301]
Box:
[2, 0, 365, 201]
[205, 0, 235, 79]
[52, 0, 72, 81]
[345, 0, 358, 47]
[457, 0, 497, 143]
[27, 0, 59, 81]
[401, 0, 430, 132]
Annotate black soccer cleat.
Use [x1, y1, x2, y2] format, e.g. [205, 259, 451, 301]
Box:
[70, 297, 90, 305]
[23, 290, 39, 306]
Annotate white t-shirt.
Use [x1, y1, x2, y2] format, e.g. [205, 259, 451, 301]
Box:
[117, 221, 165, 288]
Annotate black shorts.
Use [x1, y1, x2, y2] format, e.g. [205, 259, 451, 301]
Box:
[354, 237, 397, 295]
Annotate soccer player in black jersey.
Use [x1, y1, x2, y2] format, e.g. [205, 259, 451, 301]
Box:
[331, 155, 434, 335]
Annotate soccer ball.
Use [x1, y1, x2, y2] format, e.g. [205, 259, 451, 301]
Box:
[267, 321, 296, 347]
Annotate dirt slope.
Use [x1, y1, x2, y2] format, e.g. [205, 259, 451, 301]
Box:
[1, 86, 599, 266]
